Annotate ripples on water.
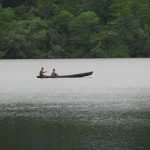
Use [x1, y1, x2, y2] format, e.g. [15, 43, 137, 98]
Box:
[0, 59, 150, 150]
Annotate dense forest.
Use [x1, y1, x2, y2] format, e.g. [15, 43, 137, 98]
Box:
[0, 0, 150, 58]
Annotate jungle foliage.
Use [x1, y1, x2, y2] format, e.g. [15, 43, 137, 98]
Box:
[0, 0, 150, 58]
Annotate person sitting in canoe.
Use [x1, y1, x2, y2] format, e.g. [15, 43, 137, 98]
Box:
[51, 69, 58, 77]
[39, 67, 47, 78]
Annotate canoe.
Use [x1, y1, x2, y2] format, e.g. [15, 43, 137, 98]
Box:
[37, 71, 93, 78]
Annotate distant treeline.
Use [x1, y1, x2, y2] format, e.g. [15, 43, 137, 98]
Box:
[0, 0, 150, 58]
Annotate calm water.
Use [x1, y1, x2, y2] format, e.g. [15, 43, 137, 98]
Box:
[0, 59, 150, 150]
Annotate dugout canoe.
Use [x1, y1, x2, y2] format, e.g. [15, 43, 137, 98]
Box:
[37, 71, 93, 78]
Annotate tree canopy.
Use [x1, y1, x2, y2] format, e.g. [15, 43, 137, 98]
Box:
[0, 0, 150, 58]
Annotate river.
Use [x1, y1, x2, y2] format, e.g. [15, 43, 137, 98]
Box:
[0, 59, 150, 150]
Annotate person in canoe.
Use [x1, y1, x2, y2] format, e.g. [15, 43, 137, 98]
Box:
[51, 69, 58, 77]
[39, 67, 47, 78]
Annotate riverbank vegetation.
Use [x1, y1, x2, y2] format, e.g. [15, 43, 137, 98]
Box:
[0, 0, 150, 58]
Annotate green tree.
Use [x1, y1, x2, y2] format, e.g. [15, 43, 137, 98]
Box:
[87, 0, 114, 24]
[90, 42, 106, 58]
[0, 6, 15, 21]
[108, 0, 149, 57]
[131, 0, 150, 57]
[69, 11, 100, 57]
[53, 10, 73, 34]
[35, 0, 60, 19]
[0, 0, 150, 58]
[0, 51, 4, 58]
[1, 0, 37, 7]
[0, 6, 16, 58]
[0, 14, 48, 58]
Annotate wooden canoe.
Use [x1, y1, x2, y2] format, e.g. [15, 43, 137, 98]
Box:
[37, 71, 93, 78]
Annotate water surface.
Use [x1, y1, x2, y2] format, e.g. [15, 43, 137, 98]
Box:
[0, 59, 150, 150]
